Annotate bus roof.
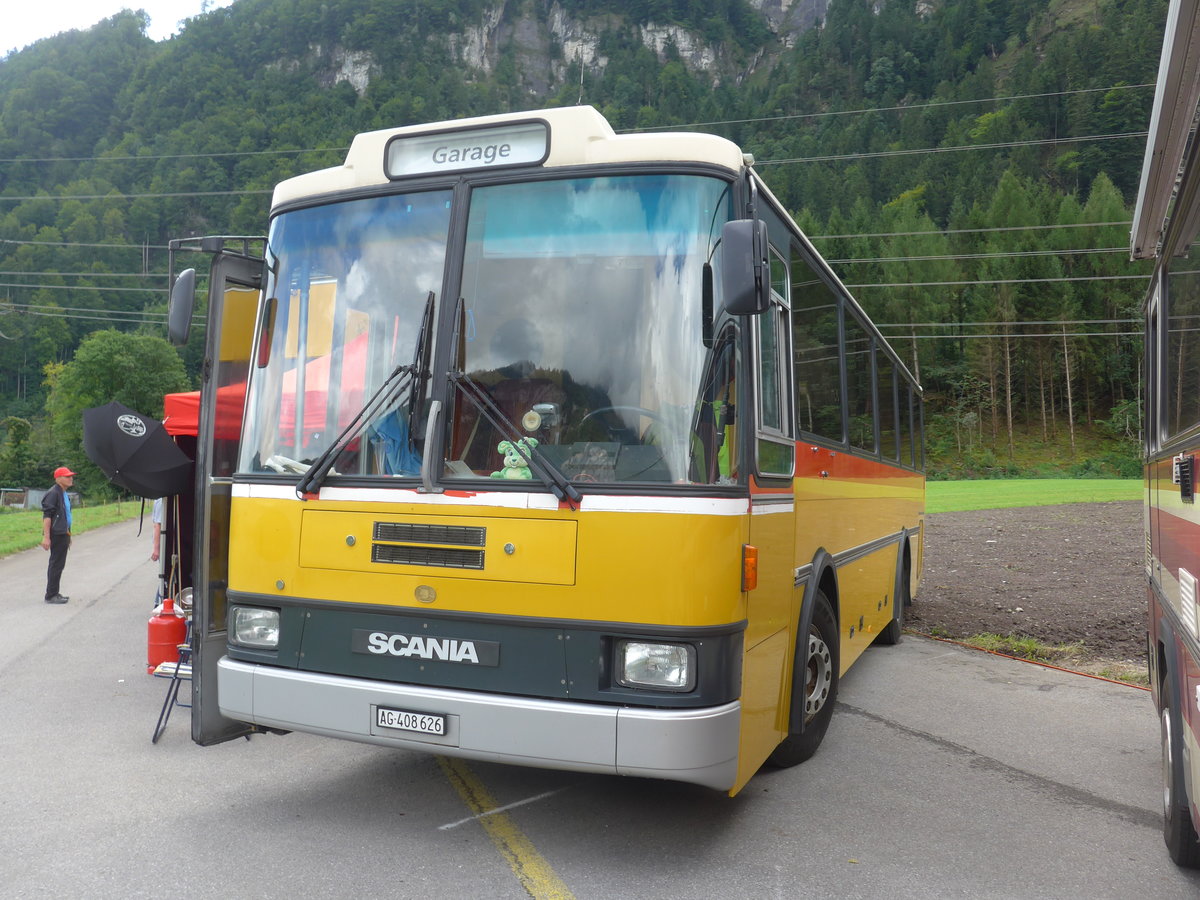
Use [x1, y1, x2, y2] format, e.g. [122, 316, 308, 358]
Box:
[1131, 0, 1200, 259]
[272, 106, 747, 209]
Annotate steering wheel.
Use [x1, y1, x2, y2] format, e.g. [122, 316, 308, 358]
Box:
[579, 406, 667, 443]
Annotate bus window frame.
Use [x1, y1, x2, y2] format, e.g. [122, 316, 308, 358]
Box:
[877, 348, 899, 462]
[753, 243, 796, 479]
[1146, 275, 1163, 454]
[437, 163, 753, 494]
[783, 228, 925, 473]
[843, 309, 878, 456]
[789, 241, 847, 448]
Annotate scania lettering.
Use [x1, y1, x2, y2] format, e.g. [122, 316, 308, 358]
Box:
[165, 105, 924, 794]
[361, 631, 490, 665]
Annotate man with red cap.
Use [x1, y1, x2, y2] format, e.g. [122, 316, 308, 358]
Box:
[40, 466, 75, 604]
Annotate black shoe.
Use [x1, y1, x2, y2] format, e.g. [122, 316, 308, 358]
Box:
[44, 594, 68, 604]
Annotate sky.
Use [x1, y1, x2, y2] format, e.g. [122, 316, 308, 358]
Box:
[4, 0, 235, 58]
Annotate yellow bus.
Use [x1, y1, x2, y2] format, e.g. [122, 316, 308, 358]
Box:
[168, 106, 924, 794]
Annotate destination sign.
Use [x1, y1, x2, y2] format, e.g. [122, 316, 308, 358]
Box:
[386, 121, 549, 178]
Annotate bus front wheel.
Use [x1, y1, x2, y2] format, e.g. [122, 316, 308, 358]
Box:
[1162, 685, 1200, 867]
[767, 590, 839, 768]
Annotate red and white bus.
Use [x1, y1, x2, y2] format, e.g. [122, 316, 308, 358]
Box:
[1132, 0, 1200, 866]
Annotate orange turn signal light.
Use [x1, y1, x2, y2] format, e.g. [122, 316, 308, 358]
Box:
[742, 544, 758, 592]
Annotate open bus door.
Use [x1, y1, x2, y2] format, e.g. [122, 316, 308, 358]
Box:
[170, 243, 263, 745]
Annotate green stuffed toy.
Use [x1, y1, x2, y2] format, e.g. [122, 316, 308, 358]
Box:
[491, 437, 538, 479]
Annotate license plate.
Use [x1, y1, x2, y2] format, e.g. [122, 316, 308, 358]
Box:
[376, 706, 446, 736]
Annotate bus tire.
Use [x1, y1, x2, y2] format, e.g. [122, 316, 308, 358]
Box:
[767, 589, 838, 768]
[1162, 677, 1200, 867]
[877, 552, 910, 646]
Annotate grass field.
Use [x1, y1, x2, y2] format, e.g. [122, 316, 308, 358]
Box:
[926, 478, 1141, 514]
[0, 502, 143, 558]
[0, 480, 1140, 554]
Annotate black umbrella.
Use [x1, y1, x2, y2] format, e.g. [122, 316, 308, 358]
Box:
[82, 401, 193, 499]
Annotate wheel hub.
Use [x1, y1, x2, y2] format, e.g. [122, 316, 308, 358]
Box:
[804, 631, 833, 718]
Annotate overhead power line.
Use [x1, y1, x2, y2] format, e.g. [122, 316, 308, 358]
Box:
[0, 300, 206, 325]
[810, 221, 1132, 239]
[2, 301, 164, 316]
[626, 83, 1155, 132]
[0, 282, 165, 293]
[876, 317, 1139, 327]
[0, 147, 348, 164]
[0, 224, 1132, 255]
[1, 238, 170, 250]
[3, 244, 1136, 276]
[0, 84, 1152, 165]
[1, 132, 1144, 190]
[0, 189, 272, 202]
[847, 273, 1153, 287]
[827, 247, 1130, 264]
[1, 307, 166, 325]
[2, 303, 1141, 339]
[758, 131, 1148, 165]
[0, 271, 166, 278]
[895, 330, 1141, 339]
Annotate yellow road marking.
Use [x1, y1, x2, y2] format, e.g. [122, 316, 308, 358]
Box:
[437, 756, 576, 900]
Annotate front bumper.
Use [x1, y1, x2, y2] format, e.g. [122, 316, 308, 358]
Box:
[218, 657, 741, 790]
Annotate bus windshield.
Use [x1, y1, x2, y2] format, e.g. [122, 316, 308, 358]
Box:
[446, 174, 736, 486]
[239, 190, 452, 477]
[238, 174, 737, 487]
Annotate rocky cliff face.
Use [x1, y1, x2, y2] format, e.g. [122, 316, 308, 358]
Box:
[295, 0, 840, 102]
[749, 0, 831, 43]
[443, 0, 831, 97]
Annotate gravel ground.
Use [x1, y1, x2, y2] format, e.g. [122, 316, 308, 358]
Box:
[908, 501, 1147, 677]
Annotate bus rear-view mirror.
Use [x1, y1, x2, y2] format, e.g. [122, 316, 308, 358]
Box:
[720, 219, 770, 316]
[168, 268, 196, 345]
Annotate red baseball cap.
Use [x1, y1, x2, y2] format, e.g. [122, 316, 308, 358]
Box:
[53, 467, 76, 478]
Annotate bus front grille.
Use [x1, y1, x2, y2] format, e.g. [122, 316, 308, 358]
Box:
[374, 522, 486, 546]
[371, 544, 486, 569]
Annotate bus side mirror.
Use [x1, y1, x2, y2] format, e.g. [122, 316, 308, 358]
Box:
[168, 268, 196, 345]
[720, 219, 770, 316]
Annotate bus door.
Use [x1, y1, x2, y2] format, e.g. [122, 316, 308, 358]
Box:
[738, 246, 797, 784]
[191, 251, 261, 745]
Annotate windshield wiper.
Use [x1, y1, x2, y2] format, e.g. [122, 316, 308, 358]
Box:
[295, 364, 416, 496]
[447, 369, 581, 509]
[405, 292, 436, 437]
[295, 292, 435, 498]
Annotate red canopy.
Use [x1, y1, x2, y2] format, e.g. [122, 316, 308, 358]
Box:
[163, 382, 246, 439]
[163, 332, 368, 443]
[277, 332, 367, 436]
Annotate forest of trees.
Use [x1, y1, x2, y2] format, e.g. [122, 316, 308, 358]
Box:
[0, 0, 1168, 491]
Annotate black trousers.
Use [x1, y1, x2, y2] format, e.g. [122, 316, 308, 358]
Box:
[45, 532, 70, 600]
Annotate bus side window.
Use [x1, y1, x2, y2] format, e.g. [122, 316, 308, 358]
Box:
[878, 353, 898, 461]
[756, 247, 794, 476]
[1166, 268, 1200, 437]
[844, 314, 876, 454]
[790, 247, 843, 444]
[693, 330, 739, 484]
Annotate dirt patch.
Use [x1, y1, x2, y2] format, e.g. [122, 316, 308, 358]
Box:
[909, 501, 1147, 678]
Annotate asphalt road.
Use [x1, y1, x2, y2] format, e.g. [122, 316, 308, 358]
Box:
[2, 519, 1199, 899]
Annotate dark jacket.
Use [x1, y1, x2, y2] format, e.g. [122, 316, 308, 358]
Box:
[41, 485, 71, 536]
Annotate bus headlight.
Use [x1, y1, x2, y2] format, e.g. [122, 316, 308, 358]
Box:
[615, 640, 695, 692]
[231, 606, 280, 648]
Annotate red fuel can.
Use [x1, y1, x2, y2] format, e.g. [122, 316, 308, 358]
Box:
[147, 596, 188, 674]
